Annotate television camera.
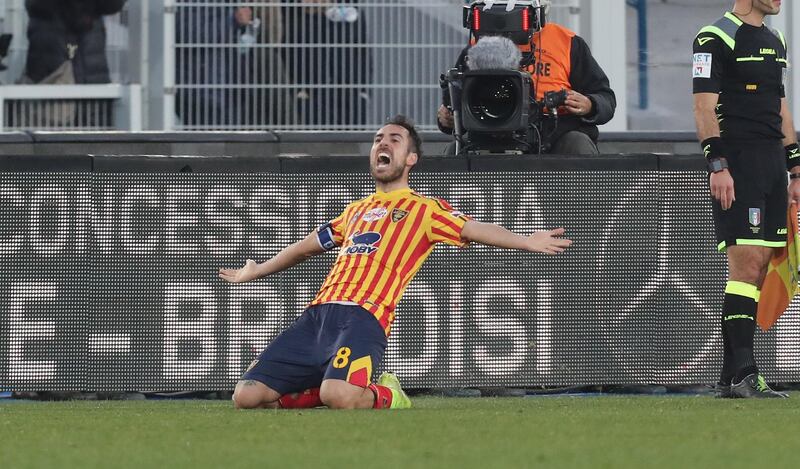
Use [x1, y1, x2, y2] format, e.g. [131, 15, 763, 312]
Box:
[440, 0, 566, 155]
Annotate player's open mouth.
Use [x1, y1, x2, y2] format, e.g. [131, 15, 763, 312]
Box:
[377, 152, 391, 168]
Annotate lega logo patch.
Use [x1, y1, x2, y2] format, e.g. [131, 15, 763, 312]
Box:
[693, 53, 712, 78]
[362, 207, 388, 222]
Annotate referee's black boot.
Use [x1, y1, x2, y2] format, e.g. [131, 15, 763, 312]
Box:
[713, 381, 733, 398]
[731, 373, 788, 398]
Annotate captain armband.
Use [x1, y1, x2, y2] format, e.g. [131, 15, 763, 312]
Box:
[785, 143, 800, 171]
[316, 222, 338, 251]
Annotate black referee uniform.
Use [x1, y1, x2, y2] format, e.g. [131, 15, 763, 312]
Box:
[693, 10, 791, 398]
[694, 11, 788, 251]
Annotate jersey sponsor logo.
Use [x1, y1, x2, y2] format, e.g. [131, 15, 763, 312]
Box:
[362, 207, 388, 222]
[391, 208, 408, 222]
[697, 37, 715, 46]
[778, 228, 788, 235]
[760, 48, 776, 55]
[693, 53, 712, 78]
[749, 208, 762, 227]
[746, 84, 758, 91]
[344, 231, 381, 255]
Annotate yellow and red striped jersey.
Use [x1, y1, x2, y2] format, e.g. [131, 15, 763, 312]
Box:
[309, 187, 470, 336]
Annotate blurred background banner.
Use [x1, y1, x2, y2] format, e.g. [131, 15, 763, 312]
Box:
[2, 153, 800, 391]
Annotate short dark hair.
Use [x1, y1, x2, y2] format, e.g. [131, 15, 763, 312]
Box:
[386, 114, 423, 159]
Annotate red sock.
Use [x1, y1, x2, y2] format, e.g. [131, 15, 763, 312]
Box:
[368, 384, 394, 409]
[278, 388, 322, 409]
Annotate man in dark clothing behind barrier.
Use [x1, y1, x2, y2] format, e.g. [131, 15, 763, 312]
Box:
[23, 0, 126, 84]
[282, 0, 372, 129]
[438, 0, 615, 155]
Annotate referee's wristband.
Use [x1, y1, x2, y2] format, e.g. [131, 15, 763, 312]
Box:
[701, 137, 723, 161]
[707, 157, 729, 173]
[786, 143, 800, 170]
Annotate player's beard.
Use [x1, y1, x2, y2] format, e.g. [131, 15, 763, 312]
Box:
[370, 158, 406, 184]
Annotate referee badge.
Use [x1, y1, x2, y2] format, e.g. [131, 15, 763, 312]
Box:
[749, 208, 762, 226]
[391, 208, 408, 222]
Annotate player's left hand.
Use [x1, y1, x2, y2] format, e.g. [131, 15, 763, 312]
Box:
[564, 91, 592, 117]
[219, 259, 261, 283]
[789, 177, 800, 205]
[526, 228, 572, 255]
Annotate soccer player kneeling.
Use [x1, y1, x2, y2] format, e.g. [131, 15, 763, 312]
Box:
[219, 115, 571, 409]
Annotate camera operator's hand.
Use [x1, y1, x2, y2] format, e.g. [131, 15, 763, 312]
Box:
[564, 90, 593, 117]
[438, 105, 454, 129]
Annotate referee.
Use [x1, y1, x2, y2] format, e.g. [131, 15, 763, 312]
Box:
[693, 0, 798, 398]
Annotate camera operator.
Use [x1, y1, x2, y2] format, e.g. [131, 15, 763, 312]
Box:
[438, 0, 616, 155]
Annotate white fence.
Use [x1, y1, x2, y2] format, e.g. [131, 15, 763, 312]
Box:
[0, 0, 580, 132]
[0, 85, 142, 131]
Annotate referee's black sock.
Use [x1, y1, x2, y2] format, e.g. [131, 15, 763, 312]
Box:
[722, 281, 759, 383]
[720, 318, 734, 385]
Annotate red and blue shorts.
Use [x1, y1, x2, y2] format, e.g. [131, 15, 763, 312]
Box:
[241, 303, 387, 395]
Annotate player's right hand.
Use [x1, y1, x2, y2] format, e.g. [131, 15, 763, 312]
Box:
[526, 228, 572, 255]
[437, 105, 454, 129]
[710, 169, 735, 210]
[219, 259, 260, 283]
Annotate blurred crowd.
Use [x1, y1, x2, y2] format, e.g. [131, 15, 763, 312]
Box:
[175, 0, 372, 129]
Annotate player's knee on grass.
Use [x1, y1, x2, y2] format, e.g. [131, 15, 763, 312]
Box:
[232, 380, 280, 409]
[319, 380, 368, 409]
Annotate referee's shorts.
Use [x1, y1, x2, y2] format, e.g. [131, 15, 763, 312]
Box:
[712, 138, 787, 252]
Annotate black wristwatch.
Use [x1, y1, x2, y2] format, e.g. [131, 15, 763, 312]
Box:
[707, 158, 729, 173]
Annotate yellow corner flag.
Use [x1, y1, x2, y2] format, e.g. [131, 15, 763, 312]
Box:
[757, 204, 800, 331]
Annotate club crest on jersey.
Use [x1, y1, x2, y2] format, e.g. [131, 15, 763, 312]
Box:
[749, 208, 761, 227]
[362, 207, 388, 222]
[391, 208, 408, 222]
[345, 231, 381, 255]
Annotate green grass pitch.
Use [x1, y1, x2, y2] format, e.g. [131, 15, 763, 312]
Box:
[2, 395, 800, 469]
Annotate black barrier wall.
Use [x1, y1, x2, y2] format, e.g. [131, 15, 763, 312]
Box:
[2, 154, 800, 391]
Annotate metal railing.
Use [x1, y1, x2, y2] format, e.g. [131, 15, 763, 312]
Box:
[0, 0, 580, 132]
[169, 1, 469, 131]
[169, 1, 580, 132]
[0, 84, 142, 131]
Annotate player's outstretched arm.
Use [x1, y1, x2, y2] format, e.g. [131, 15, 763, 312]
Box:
[460, 221, 572, 255]
[219, 230, 326, 283]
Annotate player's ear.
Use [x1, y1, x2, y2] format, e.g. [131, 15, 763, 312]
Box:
[406, 151, 418, 167]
